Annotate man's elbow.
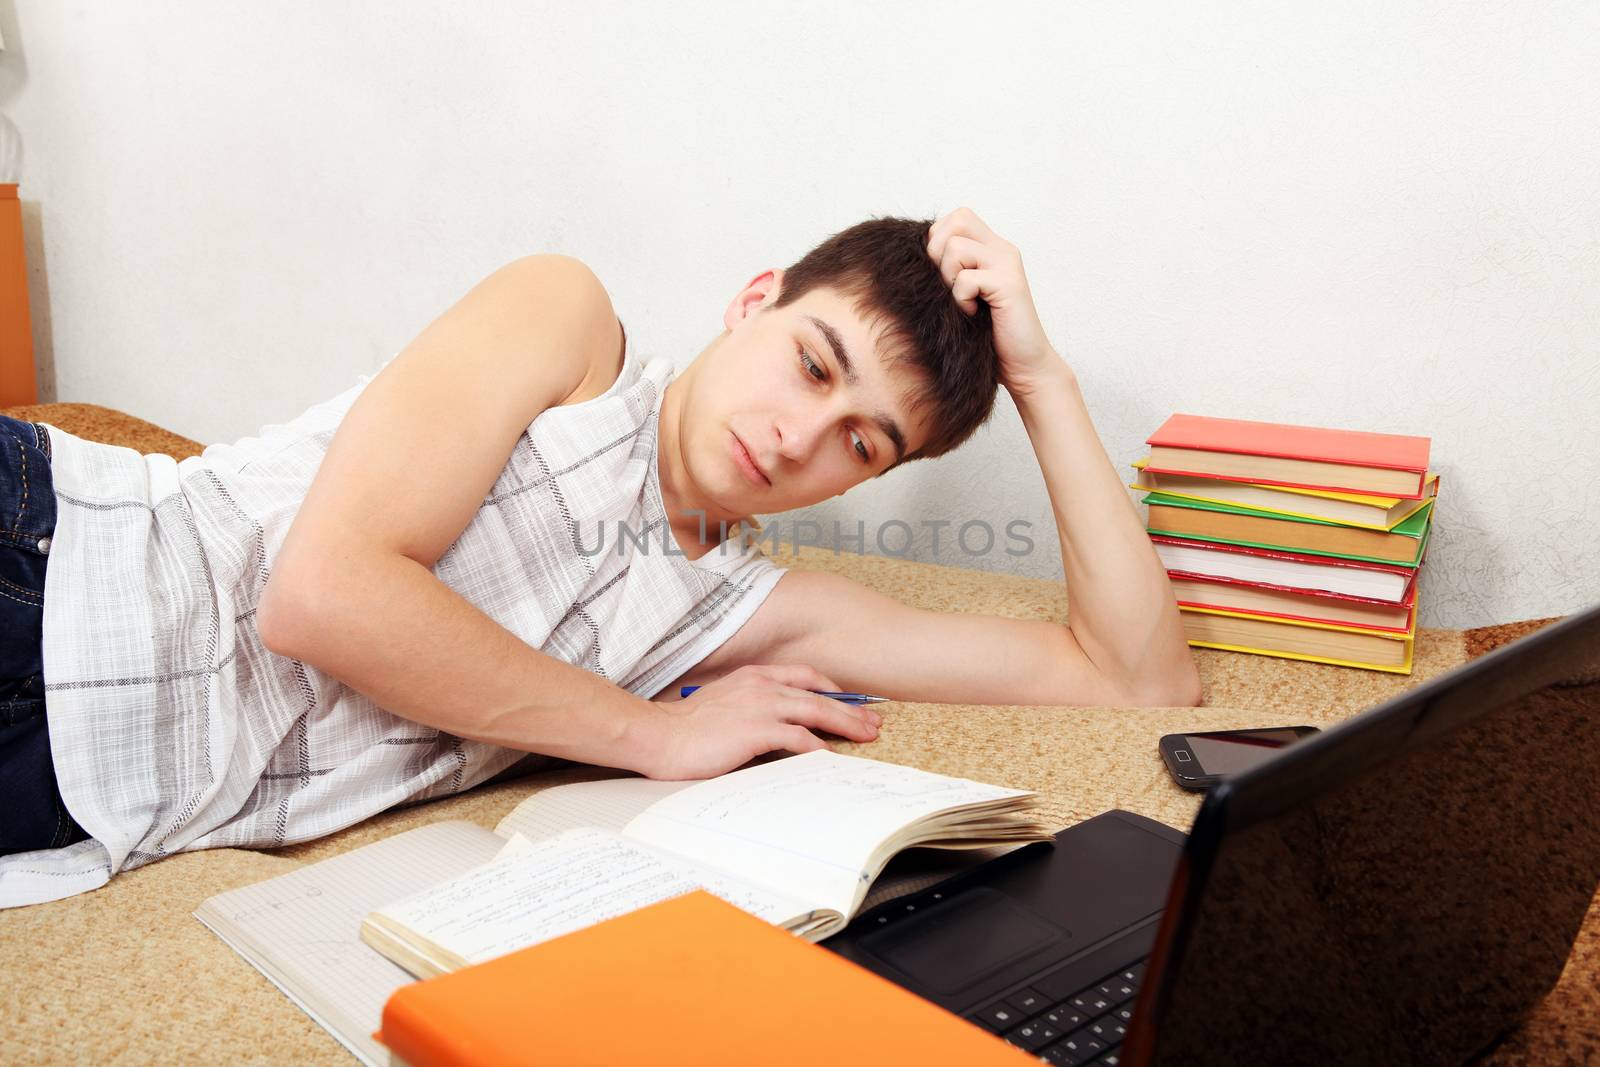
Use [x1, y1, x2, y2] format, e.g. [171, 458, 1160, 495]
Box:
[1119, 658, 1203, 707]
[1167, 663, 1204, 707]
[1164, 666, 1204, 708]
[258, 560, 339, 663]
[257, 573, 310, 660]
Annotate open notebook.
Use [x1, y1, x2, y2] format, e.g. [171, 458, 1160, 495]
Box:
[195, 751, 1046, 1065]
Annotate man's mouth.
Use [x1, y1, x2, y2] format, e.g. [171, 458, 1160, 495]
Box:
[730, 432, 770, 487]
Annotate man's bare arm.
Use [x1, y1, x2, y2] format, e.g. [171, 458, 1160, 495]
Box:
[684, 565, 1168, 708]
[1010, 363, 1200, 703]
[257, 255, 875, 778]
[257, 255, 667, 768]
[926, 208, 1198, 703]
[264, 546, 877, 776]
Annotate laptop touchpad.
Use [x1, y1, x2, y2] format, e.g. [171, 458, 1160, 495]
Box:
[859, 887, 1069, 996]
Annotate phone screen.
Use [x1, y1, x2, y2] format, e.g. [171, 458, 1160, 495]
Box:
[1180, 727, 1316, 776]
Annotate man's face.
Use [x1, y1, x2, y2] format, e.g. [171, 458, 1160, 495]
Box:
[670, 271, 930, 519]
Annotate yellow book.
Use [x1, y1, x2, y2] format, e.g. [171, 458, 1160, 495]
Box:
[1131, 459, 1439, 531]
[1180, 604, 1416, 675]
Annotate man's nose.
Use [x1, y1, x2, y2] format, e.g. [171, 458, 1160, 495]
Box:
[775, 411, 829, 462]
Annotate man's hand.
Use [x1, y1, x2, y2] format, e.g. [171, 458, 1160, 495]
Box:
[647, 664, 882, 781]
[926, 206, 1068, 402]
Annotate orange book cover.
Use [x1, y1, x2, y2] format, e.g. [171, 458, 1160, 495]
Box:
[0, 184, 39, 407]
[1147, 413, 1431, 473]
[377, 889, 1039, 1067]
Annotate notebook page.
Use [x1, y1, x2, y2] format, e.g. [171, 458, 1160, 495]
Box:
[376, 827, 819, 966]
[622, 751, 1035, 917]
[493, 774, 695, 842]
[193, 821, 502, 1067]
[490, 768, 1038, 912]
[490, 833, 1031, 913]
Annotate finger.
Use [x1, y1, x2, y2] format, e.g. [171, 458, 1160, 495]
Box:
[752, 662, 845, 694]
[926, 213, 959, 267]
[953, 207, 999, 244]
[778, 689, 880, 740]
[930, 207, 993, 256]
[780, 684, 883, 729]
[928, 207, 999, 265]
[927, 210, 966, 266]
[773, 724, 830, 756]
[951, 267, 1001, 316]
[936, 234, 996, 291]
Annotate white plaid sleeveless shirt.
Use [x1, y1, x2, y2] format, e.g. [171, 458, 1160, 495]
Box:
[1, 328, 783, 907]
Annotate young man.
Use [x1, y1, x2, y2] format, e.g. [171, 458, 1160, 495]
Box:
[0, 208, 1197, 906]
[259, 206, 1190, 777]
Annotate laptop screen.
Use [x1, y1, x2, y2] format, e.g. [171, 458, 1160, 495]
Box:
[1130, 606, 1600, 1066]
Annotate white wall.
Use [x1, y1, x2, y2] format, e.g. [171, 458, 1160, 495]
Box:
[3, 1, 1597, 628]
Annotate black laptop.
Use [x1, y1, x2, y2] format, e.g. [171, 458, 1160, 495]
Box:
[824, 602, 1600, 1066]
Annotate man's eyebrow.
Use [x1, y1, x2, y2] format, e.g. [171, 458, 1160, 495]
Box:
[807, 315, 860, 385]
[805, 315, 907, 465]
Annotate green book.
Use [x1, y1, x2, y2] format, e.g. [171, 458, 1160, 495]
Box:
[1144, 493, 1434, 568]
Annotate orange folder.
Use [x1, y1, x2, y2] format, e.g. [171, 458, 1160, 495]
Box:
[378, 889, 1039, 1067]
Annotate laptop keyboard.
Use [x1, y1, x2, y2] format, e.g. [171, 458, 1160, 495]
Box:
[965, 959, 1145, 1065]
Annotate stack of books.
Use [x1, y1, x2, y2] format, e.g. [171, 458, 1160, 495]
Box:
[1132, 414, 1437, 674]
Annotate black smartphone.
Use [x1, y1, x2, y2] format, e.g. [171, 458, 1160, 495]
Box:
[1158, 726, 1320, 791]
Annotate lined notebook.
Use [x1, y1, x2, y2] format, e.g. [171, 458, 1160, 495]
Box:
[194, 822, 503, 1067]
[362, 752, 1050, 978]
[196, 756, 1037, 1064]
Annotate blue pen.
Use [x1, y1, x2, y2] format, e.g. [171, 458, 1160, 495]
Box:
[678, 685, 888, 704]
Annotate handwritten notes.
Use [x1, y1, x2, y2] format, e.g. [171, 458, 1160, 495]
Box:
[622, 751, 1034, 915]
[194, 821, 504, 1067]
[374, 828, 812, 966]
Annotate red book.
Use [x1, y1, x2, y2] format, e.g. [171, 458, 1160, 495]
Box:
[1150, 535, 1420, 603]
[1146, 414, 1432, 500]
[1167, 571, 1418, 634]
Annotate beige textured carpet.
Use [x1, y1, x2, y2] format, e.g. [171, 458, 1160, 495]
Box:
[0, 404, 1591, 1064]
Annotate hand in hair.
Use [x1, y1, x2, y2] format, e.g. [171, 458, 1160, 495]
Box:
[926, 207, 1067, 401]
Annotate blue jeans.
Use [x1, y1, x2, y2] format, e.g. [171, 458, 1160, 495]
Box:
[0, 414, 87, 853]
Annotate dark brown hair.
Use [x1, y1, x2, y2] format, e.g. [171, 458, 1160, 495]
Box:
[772, 216, 1001, 470]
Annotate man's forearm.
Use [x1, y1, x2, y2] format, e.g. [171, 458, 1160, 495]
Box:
[258, 552, 670, 773]
[1012, 357, 1199, 703]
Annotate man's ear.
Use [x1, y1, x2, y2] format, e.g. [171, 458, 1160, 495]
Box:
[722, 268, 784, 332]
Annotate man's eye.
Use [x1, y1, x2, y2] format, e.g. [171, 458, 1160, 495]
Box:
[849, 429, 870, 463]
[799, 347, 825, 381]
